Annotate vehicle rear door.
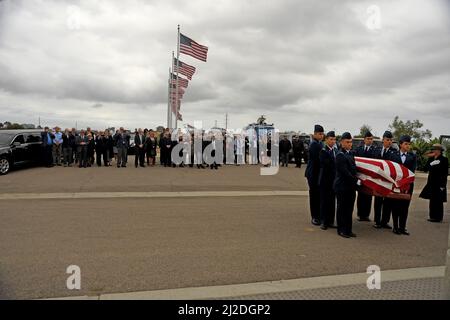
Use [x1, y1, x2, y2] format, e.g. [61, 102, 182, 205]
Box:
[11, 134, 27, 164]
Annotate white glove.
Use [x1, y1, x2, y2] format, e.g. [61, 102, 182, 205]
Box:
[357, 180, 362, 186]
[430, 160, 440, 166]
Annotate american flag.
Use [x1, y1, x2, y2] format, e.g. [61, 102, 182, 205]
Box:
[171, 99, 180, 112]
[355, 157, 415, 200]
[170, 84, 185, 94]
[180, 33, 208, 62]
[171, 73, 188, 88]
[173, 58, 196, 80]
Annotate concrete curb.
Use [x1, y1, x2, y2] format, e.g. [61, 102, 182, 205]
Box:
[45, 266, 445, 300]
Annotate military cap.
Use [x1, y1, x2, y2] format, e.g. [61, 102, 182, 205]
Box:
[314, 125, 324, 133]
[383, 131, 393, 139]
[341, 132, 352, 140]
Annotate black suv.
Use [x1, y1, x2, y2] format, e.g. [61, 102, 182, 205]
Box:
[0, 130, 43, 175]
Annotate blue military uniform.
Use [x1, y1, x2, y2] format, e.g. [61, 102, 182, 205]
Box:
[373, 131, 396, 228]
[355, 131, 377, 221]
[305, 125, 324, 225]
[318, 131, 337, 229]
[390, 135, 417, 234]
[334, 132, 359, 238]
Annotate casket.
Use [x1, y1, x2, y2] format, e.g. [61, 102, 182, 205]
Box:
[355, 157, 415, 201]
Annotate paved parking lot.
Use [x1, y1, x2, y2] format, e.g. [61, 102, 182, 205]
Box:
[0, 162, 449, 299]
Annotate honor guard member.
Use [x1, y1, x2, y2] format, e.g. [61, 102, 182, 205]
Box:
[373, 130, 395, 229]
[420, 144, 449, 223]
[305, 125, 325, 226]
[355, 131, 376, 222]
[319, 131, 337, 230]
[334, 132, 359, 238]
[390, 135, 417, 235]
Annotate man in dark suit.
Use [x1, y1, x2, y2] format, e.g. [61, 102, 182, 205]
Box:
[134, 128, 146, 168]
[390, 135, 417, 235]
[305, 125, 325, 226]
[319, 131, 337, 230]
[292, 136, 305, 168]
[114, 127, 130, 168]
[373, 131, 396, 229]
[420, 144, 449, 222]
[76, 130, 89, 168]
[159, 132, 172, 167]
[334, 132, 359, 238]
[279, 135, 292, 167]
[355, 131, 376, 222]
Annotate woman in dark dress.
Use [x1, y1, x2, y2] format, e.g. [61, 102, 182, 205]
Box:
[419, 144, 449, 223]
[145, 130, 157, 166]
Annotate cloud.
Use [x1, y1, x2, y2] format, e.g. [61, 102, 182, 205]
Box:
[0, 0, 449, 137]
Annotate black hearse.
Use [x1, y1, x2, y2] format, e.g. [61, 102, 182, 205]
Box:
[0, 129, 43, 175]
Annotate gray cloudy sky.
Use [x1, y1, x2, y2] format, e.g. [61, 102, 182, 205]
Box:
[0, 0, 449, 136]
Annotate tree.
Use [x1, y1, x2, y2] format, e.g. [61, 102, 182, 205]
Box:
[356, 124, 373, 138]
[388, 116, 432, 141]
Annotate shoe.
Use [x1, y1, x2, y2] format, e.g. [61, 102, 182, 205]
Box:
[400, 230, 410, 236]
[358, 217, 371, 222]
[373, 224, 382, 229]
[320, 224, 328, 230]
[311, 219, 321, 226]
[381, 224, 392, 229]
[338, 232, 351, 239]
[215, 167, 218, 170]
[122, 165, 126, 168]
[393, 229, 402, 235]
[349, 233, 357, 238]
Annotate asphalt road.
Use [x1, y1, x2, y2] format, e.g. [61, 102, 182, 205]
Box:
[0, 162, 449, 299]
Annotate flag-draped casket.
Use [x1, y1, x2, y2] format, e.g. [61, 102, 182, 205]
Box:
[355, 156, 415, 200]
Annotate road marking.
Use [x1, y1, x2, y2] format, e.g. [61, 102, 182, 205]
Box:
[0, 190, 309, 200]
[44, 265, 445, 300]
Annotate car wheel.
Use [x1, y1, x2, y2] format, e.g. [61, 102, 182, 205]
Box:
[0, 157, 10, 175]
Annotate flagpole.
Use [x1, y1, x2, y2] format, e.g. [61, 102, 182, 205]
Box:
[172, 50, 175, 129]
[167, 67, 171, 129]
[175, 24, 180, 129]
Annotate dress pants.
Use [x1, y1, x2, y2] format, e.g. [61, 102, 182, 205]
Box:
[392, 199, 410, 231]
[117, 147, 127, 167]
[336, 190, 356, 235]
[374, 196, 392, 226]
[135, 148, 145, 167]
[79, 147, 88, 168]
[308, 180, 321, 221]
[357, 192, 372, 219]
[320, 186, 336, 226]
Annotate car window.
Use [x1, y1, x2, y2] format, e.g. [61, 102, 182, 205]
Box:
[26, 134, 41, 143]
[13, 134, 25, 144]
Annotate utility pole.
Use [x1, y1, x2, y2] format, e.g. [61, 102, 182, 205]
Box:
[225, 113, 228, 131]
